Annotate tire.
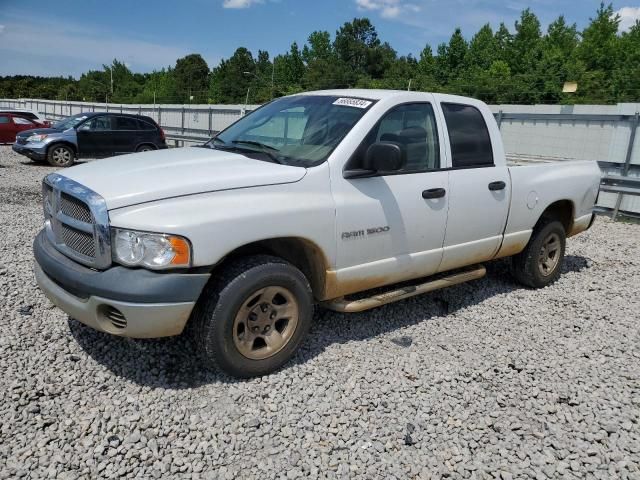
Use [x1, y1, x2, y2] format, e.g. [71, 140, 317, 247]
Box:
[190, 255, 313, 378]
[136, 144, 155, 153]
[47, 144, 75, 167]
[511, 220, 566, 288]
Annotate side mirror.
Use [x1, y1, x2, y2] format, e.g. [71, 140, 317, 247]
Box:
[78, 123, 91, 132]
[363, 142, 405, 172]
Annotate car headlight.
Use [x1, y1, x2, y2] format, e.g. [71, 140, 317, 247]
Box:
[112, 228, 191, 269]
[28, 134, 48, 142]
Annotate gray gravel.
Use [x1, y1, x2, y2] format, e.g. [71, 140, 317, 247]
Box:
[1, 145, 639, 479]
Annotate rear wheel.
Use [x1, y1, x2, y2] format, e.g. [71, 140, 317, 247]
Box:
[47, 144, 75, 167]
[190, 255, 313, 378]
[511, 220, 566, 288]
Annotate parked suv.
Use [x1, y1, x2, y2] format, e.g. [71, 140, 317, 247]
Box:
[12, 112, 167, 167]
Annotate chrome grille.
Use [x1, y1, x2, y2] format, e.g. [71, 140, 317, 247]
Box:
[60, 193, 93, 223]
[42, 174, 111, 269]
[60, 225, 95, 257]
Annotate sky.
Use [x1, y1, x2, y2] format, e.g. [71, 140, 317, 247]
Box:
[0, 0, 639, 78]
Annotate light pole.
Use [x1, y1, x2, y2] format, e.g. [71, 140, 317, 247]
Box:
[243, 70, 274, 100]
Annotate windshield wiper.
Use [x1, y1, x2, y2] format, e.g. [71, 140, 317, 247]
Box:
[231, 140, 284, 164]
[232, 140, 279, 152]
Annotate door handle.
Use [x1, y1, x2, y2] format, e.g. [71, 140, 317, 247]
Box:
[488, 181, 506, 191]
[422, 188, 446, 199]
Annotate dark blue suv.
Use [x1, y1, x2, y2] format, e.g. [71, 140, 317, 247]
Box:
[13, 112, 167, 167]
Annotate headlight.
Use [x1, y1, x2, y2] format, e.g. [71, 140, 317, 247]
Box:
[28, 134, 49, 142]
[112, 228, 191, 269]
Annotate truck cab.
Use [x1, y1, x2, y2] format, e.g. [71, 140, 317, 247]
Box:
[33, 90, 601, 378]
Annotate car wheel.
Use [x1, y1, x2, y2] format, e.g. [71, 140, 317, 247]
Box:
[136, 145, 155, 153]
[511, 220, 566, 288]
[47, 144, 75, 167]
[190, 255, 313, 378]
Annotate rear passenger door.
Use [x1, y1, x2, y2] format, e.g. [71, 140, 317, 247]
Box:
[437, 102, 510, 272]
[113, 116, 140, 153]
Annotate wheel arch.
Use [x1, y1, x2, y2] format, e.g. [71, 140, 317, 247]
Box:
[135, 142, 157, 152]
[47, 140, 77, 155]
[211, 237, 330, 301]
[537, 199, 574, 235]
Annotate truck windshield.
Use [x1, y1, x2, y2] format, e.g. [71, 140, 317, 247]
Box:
[52, 114, 90, 131]
[207, 95, 374, 167]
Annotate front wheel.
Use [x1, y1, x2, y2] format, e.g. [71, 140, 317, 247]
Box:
[47, 144, 75, 167]
[511, 220, 566, 288]
[190, 255, 313, 378]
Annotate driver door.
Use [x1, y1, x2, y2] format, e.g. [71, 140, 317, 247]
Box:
[330, 100, 450, 296]
[77, 115, 113, 157]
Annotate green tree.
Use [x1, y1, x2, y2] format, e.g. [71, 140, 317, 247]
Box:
[174, 54, 210, 103]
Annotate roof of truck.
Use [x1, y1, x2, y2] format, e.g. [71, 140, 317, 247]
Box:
[299, 89, 481, 105]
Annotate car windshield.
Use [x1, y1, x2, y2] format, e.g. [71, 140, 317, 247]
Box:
[206, 95, 375, 167]
[52, 114, 90, 131]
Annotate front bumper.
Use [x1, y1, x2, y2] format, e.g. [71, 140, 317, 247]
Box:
[33, 231, 210, 338]
[12, 142, 47, 160]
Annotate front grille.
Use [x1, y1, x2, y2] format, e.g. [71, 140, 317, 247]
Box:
[60, 224, 95, 258]
[60, 192, 93, 223]
[42, 174, 111, 269]
[16, 137, 27, 145]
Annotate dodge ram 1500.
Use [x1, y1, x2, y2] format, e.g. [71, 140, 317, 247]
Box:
[33, 90, 601, 377]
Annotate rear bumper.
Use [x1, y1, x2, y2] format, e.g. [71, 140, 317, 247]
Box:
[33, 230, 210, 338]
[12, 142, 47, 160]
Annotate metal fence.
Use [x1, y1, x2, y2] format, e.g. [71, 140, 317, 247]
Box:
[2, 98, 639, 219]
[0, 98, 259, 144]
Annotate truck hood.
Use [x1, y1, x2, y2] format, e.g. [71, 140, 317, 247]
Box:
[60, 147, 307, 210]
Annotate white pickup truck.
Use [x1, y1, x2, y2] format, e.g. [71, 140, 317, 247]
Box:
[34, 90, 600, 377]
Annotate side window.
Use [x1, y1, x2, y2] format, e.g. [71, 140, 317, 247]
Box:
[0, 116, 10, 124]
[137, 119, 156, 131]
[441, 103, 494, 168]
[353, 103, 441, 173]
[115, 116, 139, 130]
[86, 116, 112, 131]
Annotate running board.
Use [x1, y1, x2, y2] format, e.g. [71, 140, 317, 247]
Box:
[322, 265, 486, 313]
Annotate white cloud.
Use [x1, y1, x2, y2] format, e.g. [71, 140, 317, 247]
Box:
[0, 25, 5, 34]
[355, 0, 420, 19]
[222, 0, 263, 8]
[614, 6, 640, 32]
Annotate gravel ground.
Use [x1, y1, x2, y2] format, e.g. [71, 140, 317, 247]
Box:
[1, 145, 639, 479]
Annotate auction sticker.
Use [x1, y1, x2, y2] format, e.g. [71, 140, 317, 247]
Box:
[333, 98, 372, 109]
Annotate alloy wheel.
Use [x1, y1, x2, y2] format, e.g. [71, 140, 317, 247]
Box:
[233, 286, 299, 360]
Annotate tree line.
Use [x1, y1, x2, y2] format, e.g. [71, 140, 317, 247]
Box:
[1, 3, 638, 105]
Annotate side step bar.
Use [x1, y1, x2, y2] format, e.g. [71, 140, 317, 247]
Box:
[322, 265, 486, 313]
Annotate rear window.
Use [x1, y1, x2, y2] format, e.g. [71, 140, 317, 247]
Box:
[115, 116, 139, 130]
[441, 103, 493, 168]
[0, 116, 9, 124]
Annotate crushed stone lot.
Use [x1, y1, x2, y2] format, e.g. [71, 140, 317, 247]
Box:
[1, 144, 639, 479]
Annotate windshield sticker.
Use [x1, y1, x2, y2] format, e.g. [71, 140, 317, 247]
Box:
[333, 98, 373, 109]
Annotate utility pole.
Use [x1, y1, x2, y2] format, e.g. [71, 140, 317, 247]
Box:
[110, 67, 113, 94]
[407, 79, 412, 91]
